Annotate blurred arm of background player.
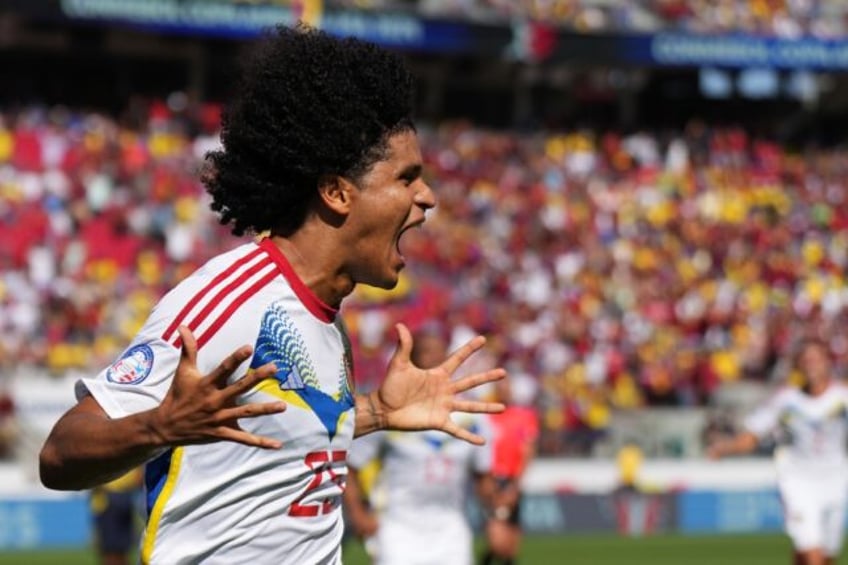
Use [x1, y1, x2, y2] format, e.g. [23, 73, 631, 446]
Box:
[706, 391, 776, 460]
[707, 431, 758, 459]
[344, 465, 380, 539]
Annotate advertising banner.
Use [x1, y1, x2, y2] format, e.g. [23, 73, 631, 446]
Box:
[519, 492, 677, 535]
[48, 0, 511, 54]
[677, 489, 784, 533]
[550, 32, 848, 70]
[0, 495, 89, 549]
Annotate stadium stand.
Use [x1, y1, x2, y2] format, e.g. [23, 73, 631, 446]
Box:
[7, 1, 848, 560]
[2, 101, 847, 456]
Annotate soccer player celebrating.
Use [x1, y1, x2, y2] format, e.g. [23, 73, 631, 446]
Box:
[709, 338, 848, 565]
[38, 26, 505, 564]
[344, 326, 496, 565]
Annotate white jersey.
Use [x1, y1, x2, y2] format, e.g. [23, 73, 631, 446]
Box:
[77, 239, 356, 565]
[347, 415, 491, 565]
[744, 383, 848, 474]
[745, 383, 848, 554]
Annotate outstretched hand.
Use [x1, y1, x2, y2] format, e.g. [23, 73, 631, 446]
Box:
[369, 323, 506, 445]
[149, 326, 287, 449]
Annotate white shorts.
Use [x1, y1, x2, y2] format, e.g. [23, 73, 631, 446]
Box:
[374, 513, 472, 565]
[779, 474, 848, 556]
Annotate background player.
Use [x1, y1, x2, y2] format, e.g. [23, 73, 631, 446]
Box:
[709, 338, 848, 565]
[90, 466, 144, 565]
[345, 325, 497, 565]
[480, 375, 538, 565]
[38, 26, 505, 564]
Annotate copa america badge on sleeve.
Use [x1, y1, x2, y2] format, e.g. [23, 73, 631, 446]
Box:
[106, 343, 155, 385]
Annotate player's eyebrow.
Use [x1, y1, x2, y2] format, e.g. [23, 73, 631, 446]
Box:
[398, 163, 423, 182]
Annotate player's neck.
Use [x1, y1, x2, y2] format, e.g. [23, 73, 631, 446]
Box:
[268, 233, 354, 308]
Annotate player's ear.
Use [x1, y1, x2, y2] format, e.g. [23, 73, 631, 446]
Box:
[317, 175, 356, 217]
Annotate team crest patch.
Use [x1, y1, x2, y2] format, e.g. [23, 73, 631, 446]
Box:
[106, 344, 154, 385]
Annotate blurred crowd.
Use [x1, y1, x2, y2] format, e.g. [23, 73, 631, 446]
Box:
[0, 102, 235, 375]
[365, 121, 848, 455]
[3, 104, 848, 456]
[323, 0, 848, 38]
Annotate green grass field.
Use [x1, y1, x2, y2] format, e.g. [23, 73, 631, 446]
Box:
[1, 534, 845, 565]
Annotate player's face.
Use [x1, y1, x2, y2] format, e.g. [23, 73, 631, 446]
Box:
[345, 130, 435, 289]
[799, 343, 831, 386]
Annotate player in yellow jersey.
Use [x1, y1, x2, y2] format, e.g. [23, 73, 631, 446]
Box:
[90, 467, 143, 565]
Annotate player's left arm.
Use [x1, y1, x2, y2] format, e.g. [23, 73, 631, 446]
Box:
[343, 432, 383, 538]
[353, 324, 506, 443]
[708, 388, 787, 459]
[342, 466, 379, 538]
[706, 431, 758, 459]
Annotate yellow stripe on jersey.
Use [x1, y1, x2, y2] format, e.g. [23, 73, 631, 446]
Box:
[337, 409, 350, 432]
[141, 447, 185, 565]
[257, 377, 351, 407]
[256, 376, 353, 440]
[257, 379, 312, 411]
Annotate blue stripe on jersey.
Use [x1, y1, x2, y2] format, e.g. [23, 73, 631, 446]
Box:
[423, 433, 446, 451]
[145, 449, 173, 516]
[294, 386, 355, 441]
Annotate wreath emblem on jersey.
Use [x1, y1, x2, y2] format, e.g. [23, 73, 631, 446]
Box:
[252, 301, 354, 440]
[106, 344, 154, 385]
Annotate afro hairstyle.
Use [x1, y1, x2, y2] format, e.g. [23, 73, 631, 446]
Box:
[205, 25, 415, 236]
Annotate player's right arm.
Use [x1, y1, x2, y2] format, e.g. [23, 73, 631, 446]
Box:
[39, 326, 285, 491]
[707, 388, 787, 460]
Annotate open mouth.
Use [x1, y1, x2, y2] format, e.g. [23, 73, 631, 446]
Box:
[395, 218, 426, 258]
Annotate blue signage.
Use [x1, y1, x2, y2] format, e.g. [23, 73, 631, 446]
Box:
[0, 496, 90, 549]
[621, 33, 848, 69]
[678, 490, 784, 533]
[57, 0, 506, 53]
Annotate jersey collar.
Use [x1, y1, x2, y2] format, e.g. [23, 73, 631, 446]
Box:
[259, 238, 338, 323]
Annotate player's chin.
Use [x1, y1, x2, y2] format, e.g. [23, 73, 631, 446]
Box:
[372, 269, 402, 290]
[361, 263, 403, 290]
